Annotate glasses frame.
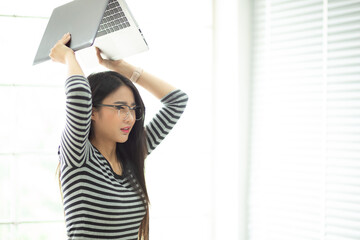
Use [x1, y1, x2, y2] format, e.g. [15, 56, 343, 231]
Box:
[94, 103, 143, 121]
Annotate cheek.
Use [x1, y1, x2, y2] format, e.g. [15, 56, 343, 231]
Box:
[100, 113, 120, 130]
[131, 118, 136, 127]
[109, 115, 122, 128]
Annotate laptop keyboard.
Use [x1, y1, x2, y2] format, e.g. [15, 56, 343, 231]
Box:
[96, 0, 131, 37]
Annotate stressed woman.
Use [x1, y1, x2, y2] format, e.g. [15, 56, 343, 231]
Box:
[51, 33, 188, 240]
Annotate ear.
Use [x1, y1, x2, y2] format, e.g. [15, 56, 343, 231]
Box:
[91, 107, 97, 121]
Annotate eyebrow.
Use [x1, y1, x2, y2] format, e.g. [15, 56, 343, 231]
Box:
[113, 101, 136, 106]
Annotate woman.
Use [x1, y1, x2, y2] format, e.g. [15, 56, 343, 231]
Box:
[51, 33, 188, 240]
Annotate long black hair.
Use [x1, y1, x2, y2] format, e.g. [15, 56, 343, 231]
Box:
[57, 71, 150, 240]
[88, 71, 149, 240]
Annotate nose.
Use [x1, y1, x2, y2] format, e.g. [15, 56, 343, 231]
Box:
[124, 111, 134, 122]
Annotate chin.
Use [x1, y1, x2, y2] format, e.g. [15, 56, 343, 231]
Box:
[117, 137, 129, 143]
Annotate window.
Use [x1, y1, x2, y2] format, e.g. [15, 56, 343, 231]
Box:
[249, 0, 360, 239]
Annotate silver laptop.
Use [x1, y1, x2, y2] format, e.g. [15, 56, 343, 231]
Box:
[33, 0, 148, 65]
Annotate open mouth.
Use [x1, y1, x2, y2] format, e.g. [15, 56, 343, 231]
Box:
[120, 127, 131, 133]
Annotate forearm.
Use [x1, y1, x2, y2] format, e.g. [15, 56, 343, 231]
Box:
[116, 61, 176, 100]
[146, 89, 188, 155]
[65, 53, 85, 77]
[49, 33, 84, 77]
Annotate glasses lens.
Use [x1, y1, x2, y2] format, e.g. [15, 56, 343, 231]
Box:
[118, 106, 128, 116]
[118, 106, 142, 121]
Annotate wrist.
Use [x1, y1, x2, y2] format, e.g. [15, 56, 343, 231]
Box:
[116, 60, 136, 79]
[64, 51, 76, 64]
[65, 52, 84, 77]
[130, 67, 143, 83]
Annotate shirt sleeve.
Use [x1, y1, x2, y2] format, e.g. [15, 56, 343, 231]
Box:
[145, 89, 189, 155]
[59, 75, 92, 168]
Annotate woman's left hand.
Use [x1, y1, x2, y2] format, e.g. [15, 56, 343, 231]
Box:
[95, 47, 125, 72]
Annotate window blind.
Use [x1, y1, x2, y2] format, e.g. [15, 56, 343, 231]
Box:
[326, 0, 360, 239]
[249, 0, 360, 240]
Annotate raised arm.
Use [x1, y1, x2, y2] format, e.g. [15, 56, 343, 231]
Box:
[95, 48, 188, 154]
[96, 47, 176, 99]
[51, 33, 92, 167]
[49, 33, 84, 77]
[145, 89, 188, 154]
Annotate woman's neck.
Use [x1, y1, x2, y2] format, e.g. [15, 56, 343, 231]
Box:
[90, 137, 118, 164]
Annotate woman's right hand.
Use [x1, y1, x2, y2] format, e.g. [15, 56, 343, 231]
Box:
[49, 33, 75, 64]
[49, 33, 85, 76]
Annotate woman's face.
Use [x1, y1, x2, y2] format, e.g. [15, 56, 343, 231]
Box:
[91, 85, 137, 143]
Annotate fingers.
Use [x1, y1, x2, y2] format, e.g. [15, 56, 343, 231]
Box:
[59, 32, 71, 45]
[95, 47, 104, 63]
[96, 47, 111, 67]
[49, 33, 74, 64]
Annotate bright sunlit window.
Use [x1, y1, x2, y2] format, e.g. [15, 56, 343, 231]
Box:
[249, 0, 360, 239]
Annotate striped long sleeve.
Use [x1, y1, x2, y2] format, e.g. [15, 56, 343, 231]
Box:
[59, 75, 92, 168]
[146, 89, 188, 155]
[58, 75, 188, 239]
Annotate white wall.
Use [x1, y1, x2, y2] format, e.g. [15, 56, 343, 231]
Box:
[212, 0, 252, 239]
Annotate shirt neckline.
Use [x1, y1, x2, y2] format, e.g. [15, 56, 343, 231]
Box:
[90, 142, 124, 180]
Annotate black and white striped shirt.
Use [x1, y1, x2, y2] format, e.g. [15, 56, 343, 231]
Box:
[58, 75, 188, 239]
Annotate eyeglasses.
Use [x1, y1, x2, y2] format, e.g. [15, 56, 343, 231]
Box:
[95, 104, 143, 121]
